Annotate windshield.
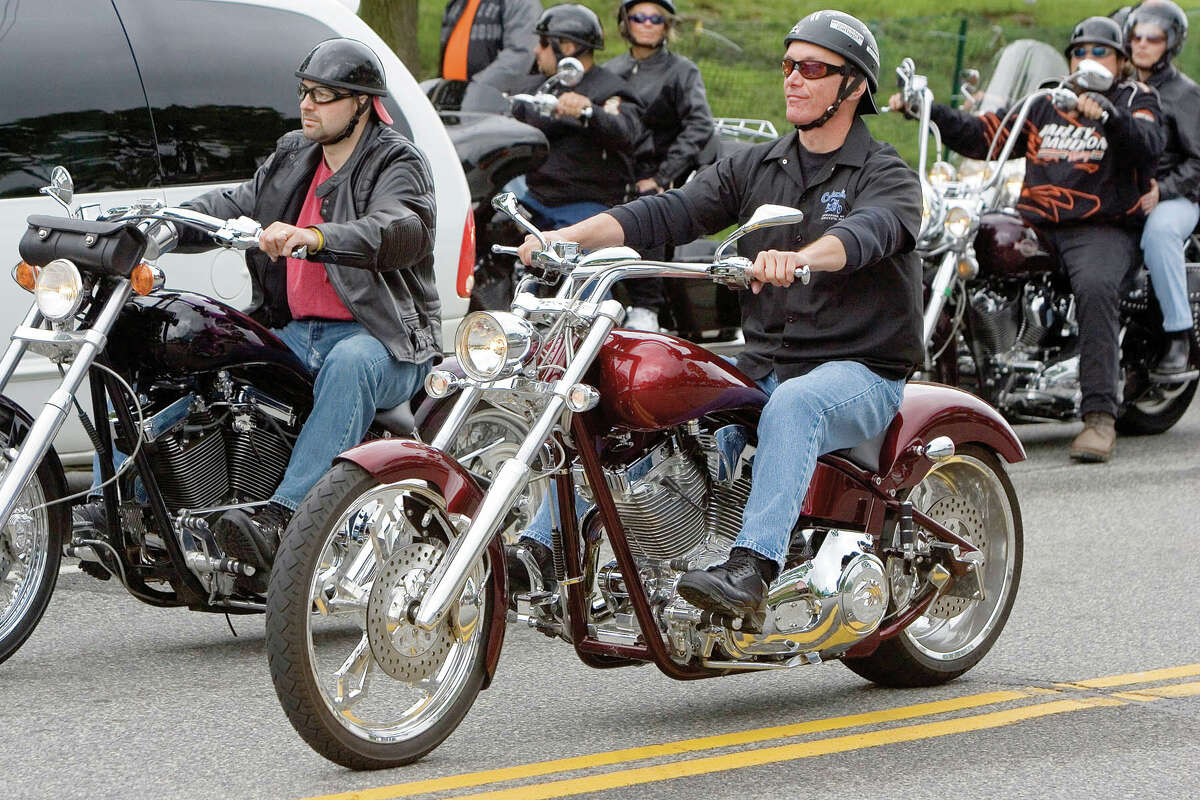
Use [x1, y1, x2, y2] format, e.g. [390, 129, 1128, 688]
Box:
[974, 39, 1069, 114]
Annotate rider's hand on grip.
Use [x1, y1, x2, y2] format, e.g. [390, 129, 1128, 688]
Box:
[751, 249, 811, 294]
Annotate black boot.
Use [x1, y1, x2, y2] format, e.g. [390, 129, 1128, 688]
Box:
[214, 502, 291, 594]
[504, 537, 556, 595]
[676, 547, 778, 627]
[1151, 329, 1197, 383]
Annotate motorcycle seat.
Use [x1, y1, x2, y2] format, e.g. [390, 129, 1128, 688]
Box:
[831, 427, 887, 475]
[373, 401, 415, 438]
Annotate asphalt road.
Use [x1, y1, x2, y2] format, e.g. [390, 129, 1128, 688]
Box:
[2, 402, 1198, 800]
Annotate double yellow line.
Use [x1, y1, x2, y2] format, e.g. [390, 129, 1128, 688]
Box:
[303, 663, 1200, 800]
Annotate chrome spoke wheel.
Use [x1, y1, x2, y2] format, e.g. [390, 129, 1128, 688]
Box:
[0, 469, 49, 641]
[449, 408, 542, 542]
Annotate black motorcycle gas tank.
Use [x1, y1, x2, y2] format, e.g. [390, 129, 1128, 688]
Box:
[440, 111, 548, 203]
[107, 291, 312, 398]
[974, 211, 1058, 279]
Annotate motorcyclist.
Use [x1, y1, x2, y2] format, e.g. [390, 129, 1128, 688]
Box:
[439, 0, 544, 93]
[1124, 0, 1199, 382]
[505, 5, 645, 233]
[606, 0, 715, 331]
[511, 10, 923, 627]
[164, 39, 437, 590]
[890, 16, 1165, 462]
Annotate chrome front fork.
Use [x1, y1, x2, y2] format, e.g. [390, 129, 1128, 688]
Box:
[0, 282, 133, 530]
[921, 250, 959, 370]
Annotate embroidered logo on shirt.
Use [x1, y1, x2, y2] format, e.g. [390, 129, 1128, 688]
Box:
[821, 190, 848, 221]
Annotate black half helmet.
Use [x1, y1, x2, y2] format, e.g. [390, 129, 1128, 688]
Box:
[1125, 0, 1189, 61]
[784, 10, 881, 114]
[295, 38, 388, 96]
[536, 4, 605, 52]
[1066, 16, 1129, 58]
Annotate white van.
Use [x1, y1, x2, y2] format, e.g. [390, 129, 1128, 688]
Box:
[0, 0, 473, 464]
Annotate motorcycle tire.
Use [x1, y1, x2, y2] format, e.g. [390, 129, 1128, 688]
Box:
[0, 411, 68, 666]
[842, 445, 1022, 688]
[266, 461, 492, 770]
[1115, 377, 1198, 436]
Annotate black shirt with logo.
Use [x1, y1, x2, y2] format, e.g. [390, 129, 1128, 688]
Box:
[609, 118, 923, 381]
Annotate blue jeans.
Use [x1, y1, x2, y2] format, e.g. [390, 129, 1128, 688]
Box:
[1141, 196, 1199, 333]
[271, 320, 430, 510]
[502, 175, 609, 230]
[523, 361, 905, 571]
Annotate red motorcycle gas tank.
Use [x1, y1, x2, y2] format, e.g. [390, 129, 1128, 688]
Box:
[586, 330, 768, 431]
[974, 211, 1058, 279]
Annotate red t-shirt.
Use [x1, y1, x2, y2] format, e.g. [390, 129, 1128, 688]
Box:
[286, 159, 353, 321]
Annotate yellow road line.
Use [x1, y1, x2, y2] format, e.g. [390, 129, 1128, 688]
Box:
[302, 689, 1029, 800]
[1140, 679, 1200, 699]
[1054, 663, 1200, 689]
[448, 697, 1126, 800]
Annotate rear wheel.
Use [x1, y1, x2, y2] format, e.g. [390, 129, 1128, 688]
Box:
[843, 445, 1022, 687]
[1116, 378, 1197, 435]
[266, 462, 491, 769]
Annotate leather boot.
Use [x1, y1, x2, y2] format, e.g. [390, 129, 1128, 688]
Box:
[1069, 412, 1117, 463]
[1150, 329, 1197, 383]
[504, 537, 556, 594]
[676, 547, 778, 629]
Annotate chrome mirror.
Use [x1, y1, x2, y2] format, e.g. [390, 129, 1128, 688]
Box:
[576, 246, 641, 268]
[491, 191, 547, 249]
[39, 166, 75, 213]
[1070, 59, 1113, 92]
[959, 68, 980, 93]
[555, 57, 585, 89]
[714, 204, 805, 261]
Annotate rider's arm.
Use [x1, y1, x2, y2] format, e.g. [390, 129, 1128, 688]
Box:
[1159, 88, 1200, 201]
[585, 90, 646, 155]
[653, 61, 716, 187]
[1098, 84, 1164, 164]
[175, 149, 277, 251]
[824, 148, 922, 274]
[929, 103, 1036, 161]
[469, 0, 540, 92]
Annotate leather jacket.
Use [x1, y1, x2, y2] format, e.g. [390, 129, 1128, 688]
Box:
[180, 120, 441, 365]
[1146, 65, 1200, 202]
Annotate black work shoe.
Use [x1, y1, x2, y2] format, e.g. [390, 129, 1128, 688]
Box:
[677, 547, 777, 625]
[1151, 329, 1197, 383]
[504, 537, 556, 595]
[71, 501, 108, 538]
[214, 503, 290, 595]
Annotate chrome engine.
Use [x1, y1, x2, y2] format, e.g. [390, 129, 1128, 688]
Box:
[578, 423, 889, 666]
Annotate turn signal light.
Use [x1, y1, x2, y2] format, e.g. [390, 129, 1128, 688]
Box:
[131, 262, 155, 295]
[14, 261, 38, 291]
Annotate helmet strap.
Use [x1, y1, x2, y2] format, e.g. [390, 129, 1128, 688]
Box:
[796, 73, 864, 131]
[323, 96, 370, 145]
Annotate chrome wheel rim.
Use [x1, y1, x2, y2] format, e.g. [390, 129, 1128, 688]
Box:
[1130, 379, 1193, 415]
[903, 453, 1017, 662]
[450, 408, 542, 543]
[0, 460, 50, 643]
[303, 481, 485, 743]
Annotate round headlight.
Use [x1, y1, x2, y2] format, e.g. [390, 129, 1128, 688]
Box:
[928, 161, 957, 188]
[454, 311, 538, 382]
[34, 258, 84, 322]
[944, 206, 973, 239]
[958, 160, 992, 189]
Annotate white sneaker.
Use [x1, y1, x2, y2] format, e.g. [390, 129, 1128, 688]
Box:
[625, 306, 660, 332]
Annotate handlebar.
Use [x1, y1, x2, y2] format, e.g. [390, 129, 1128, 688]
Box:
[508, 92, 593, 120]
[102, 203, 307, 259]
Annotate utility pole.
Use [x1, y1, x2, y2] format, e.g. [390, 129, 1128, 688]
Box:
[360, 0, 420, 75]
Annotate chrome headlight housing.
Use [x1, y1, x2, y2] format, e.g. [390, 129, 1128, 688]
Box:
[958, 159, 993, 190]
[454, 311, 539, 382]
[944, 204, 975, 239]
[918, 185, 945, 246]
[34, 258, 84, 322]
[927, 160, 957, 189]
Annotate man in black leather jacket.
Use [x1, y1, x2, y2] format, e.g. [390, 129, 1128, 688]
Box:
[178, 39, 440, 589]
[1125, 1, 1200, 381]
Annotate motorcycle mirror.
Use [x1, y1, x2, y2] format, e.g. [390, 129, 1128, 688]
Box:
[960, 68, 980, 92]
[576, 246, 642, 268]
[39, 166, 74, 212]
[714, 205, 805, 262]
[1069, 59, 1113, 92]
[491, 192, 548, 250]
[555, 57, 585, 89]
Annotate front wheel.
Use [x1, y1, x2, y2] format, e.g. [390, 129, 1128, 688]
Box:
[0, 417, 68, 665]
[843, 445, 1022, 687]
[266, 462, 492, 769]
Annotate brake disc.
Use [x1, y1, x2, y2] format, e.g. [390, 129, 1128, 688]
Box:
[365, 542, 455, 682]
[922, 495, 985, 619]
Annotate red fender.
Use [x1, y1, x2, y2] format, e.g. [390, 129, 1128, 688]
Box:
[877, 382, 1026, 494]
[336, 439, 508, 690]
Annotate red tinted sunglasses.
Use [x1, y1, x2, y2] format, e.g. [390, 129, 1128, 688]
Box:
[780, 58, 852, 80]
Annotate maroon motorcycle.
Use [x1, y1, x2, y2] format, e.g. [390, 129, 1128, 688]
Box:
[264, 195, 1026, 770]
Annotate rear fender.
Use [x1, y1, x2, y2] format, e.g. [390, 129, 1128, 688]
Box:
[877, 382, 1025, 494]
[335, 439, 508, 689]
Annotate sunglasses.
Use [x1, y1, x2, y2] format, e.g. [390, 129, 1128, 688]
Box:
[1071, 45, 1112, 58]
[297, 83, 354, 104]
[628, 12, 666, 24]
[780, 58, 852, 80]
[1131, 33, 1167, 44]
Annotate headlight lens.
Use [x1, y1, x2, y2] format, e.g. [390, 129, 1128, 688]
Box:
[928, 161, 957, 188]
[454, 311, 538, 382]
[34, 258, 84, 321]
[944, 206, 973, 239]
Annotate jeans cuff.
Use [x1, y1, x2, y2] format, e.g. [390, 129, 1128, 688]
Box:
[731, 536, 785, 571]
[521, 526, 554, 549]
[270, 495, 300, 513]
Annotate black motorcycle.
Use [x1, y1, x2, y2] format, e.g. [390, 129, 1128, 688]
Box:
[0, 168, 414, 664]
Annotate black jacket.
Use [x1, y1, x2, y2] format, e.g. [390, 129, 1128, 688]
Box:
[931, 80, 1165, 226]
[610, 119, 923, 381]
[606, 48, 714, 187]
[513, 65, 645, 208]
[180, 120, 441, 365]
[439, 0, 541, 93]
[1146, 65, 1200, 202]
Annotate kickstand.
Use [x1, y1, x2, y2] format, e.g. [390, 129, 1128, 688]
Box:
[224, 613, 238, 638]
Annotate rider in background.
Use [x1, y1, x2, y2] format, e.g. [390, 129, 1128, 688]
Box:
[506, 5, 644, 233]
[606, 0, 715, 331]
[1124, 0, 1199, 382]
[890, 16, 1164, 463]
[439, 0, 544, 93]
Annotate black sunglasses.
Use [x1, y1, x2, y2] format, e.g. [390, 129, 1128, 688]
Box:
[297, 83, 355, 104]
[628, 12, 666, 24]
[1071, 45, 1112, 58]
[780, 58, 852, 80]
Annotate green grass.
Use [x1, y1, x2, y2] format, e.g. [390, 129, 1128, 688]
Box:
[407, 1, 1200, 167]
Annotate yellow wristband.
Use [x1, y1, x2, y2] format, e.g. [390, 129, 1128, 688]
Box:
[307, 226, 324, 252]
